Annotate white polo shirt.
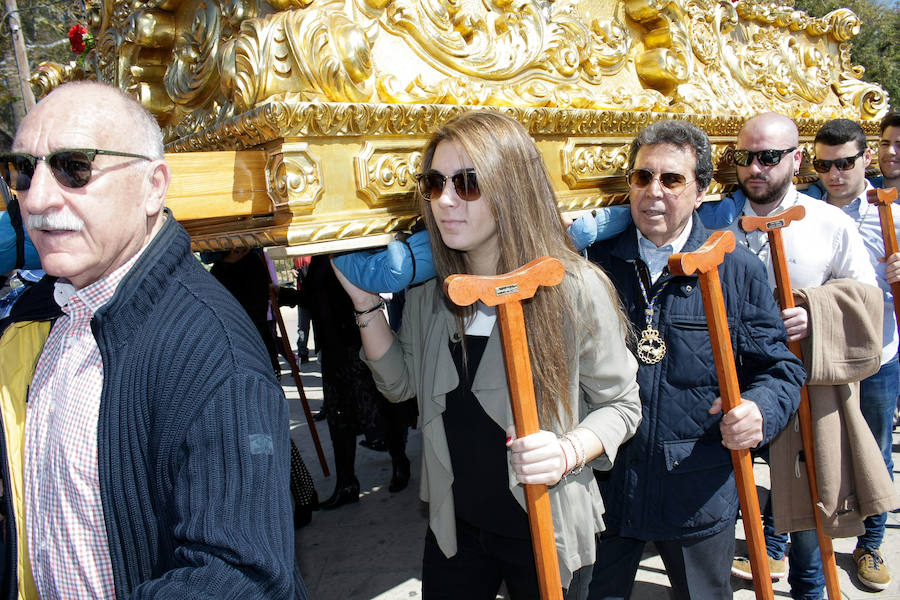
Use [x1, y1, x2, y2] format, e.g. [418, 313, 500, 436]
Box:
[721, 186, 876, 291]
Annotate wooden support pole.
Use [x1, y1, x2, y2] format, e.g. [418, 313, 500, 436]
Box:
[3, 0, 35, 115]
[667, 231, 774, 600]
[867, 187, 900, 339]
[740, 205, 840, 600]
[267, 283, 330, 477]
[444, 256, 565, 600]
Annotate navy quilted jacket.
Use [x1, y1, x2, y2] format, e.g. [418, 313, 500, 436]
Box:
[588, 214, 805, 541]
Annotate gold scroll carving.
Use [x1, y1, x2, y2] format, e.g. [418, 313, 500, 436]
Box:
[27, 0, 891, 252]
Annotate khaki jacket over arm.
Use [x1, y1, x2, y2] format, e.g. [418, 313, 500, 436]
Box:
[363, 261, 641, 586]
[770, 278, 899, 536]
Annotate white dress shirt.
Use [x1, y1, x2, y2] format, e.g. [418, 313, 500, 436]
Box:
[826, 182, 900, 364]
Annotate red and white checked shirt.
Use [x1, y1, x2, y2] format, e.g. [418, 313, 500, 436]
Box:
[25, 251, 143, 600]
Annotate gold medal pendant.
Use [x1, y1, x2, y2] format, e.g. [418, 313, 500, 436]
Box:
[637, 325, 666, 364]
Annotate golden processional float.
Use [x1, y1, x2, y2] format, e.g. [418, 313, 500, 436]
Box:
[30, 0, 888, 255]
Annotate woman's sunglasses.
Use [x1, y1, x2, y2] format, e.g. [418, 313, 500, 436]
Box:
[415, 168, 480, 202]
[0, 148, 153, 191]
[732, 147, 796, 167]
[627, 168, 693, 193]
[811, 149, 866, 174]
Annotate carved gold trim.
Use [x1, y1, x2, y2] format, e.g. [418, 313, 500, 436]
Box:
[286, 213, 422, 247]
[265, 141, 324, 214]
[167, 102, 751, 152]
[354, 140, 424, 208]
[560, 137, 632, 189]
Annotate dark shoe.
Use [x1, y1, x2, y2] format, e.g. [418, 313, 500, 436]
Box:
[319, 478, 360, 510]
[389, 456, 410, 493]
[294, 502, 313, 528]
[360, 438, 388, 452]
[313, 410, 327, 422]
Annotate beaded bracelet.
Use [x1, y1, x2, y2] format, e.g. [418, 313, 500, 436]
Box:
[562, 432, 586, 476]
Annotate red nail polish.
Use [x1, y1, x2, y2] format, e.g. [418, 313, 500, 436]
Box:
[505, 436, 512, 446]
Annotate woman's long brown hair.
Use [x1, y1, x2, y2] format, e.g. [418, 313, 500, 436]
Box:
[420, 111, 624, 429]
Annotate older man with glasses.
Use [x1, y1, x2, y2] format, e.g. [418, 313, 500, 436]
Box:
[812, 117, 900, 591]
[585, 119, 805, 600]
[0, 81, 306, 598]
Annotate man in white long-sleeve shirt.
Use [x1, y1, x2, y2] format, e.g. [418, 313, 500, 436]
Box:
[814, 117, 900, 591]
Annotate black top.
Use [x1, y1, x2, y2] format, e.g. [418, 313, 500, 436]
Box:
[443, 334, 530, 539]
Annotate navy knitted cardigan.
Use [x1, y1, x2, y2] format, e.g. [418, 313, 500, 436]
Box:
[89, 213, 302, 598]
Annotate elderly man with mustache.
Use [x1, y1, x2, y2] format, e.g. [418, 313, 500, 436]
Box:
[0, 81, 306, 599]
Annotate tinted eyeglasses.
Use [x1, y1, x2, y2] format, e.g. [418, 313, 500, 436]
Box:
[732, 147, 796, 167]
[811, 149, 866, 174]
[0, 148, 153, 191]
[627, 168, 693, 193]
[415, 168, 480, 202]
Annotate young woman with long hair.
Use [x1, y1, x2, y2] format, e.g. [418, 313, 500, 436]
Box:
[333, 111, 641, 598]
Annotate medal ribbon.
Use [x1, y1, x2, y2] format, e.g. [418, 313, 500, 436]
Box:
[634, 262, 669, 328]
[633, 262, 670, 365]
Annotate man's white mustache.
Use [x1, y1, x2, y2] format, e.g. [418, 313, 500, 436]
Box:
[27, 211, 85, 232]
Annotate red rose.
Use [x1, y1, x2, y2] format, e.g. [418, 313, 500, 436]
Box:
[68, 24, 88, 54]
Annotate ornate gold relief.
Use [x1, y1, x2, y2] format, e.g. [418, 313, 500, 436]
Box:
[31, 0, 891, 254]
[164, 2, 220, 109]
[833, 71, 889, 121]
[354, 141, 424, 208]
[286, 213, 422, 247]
[266, 141, 323, 214]
[37, 0, 890, 135]
[221, 6, 375, 112]
[560, 138, 631, 189]
[266, 0, 314, 9]
[31, 63, 80, 98]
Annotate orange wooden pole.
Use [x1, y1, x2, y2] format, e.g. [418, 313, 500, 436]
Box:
[668, 231, 774, 600]
[268, 285, 331, 477]
[867, 187, 900, 337]
[445, 257, 565, 600]
[740, 205, 839, 600]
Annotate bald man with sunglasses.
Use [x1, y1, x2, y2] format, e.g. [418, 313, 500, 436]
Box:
[0, 81, 306, 598]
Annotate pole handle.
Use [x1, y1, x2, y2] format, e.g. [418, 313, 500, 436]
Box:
[444, 256, 565, 307]
[667, 231, 735, 277]
[739, 204, 806, 233]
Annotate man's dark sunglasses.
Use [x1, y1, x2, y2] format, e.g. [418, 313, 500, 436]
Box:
[627, 168, 692, 193]
[732, 147, 796, 167]
[0, 148, 153, 191]
[415, 168, 480, 201]
[811, 149, 866, 174]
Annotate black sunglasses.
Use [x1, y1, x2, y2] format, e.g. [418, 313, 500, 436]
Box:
[627, 168, 693, 193]
[812, 149, 865, 174]
[732, 147, 796, 167]
[415, 168, 480, 202]
[0, 148, 153, 191]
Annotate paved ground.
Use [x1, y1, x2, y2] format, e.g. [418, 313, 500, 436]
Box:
[279, 308, 900, 600]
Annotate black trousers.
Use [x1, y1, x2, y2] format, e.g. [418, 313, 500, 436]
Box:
[422, 519, 593, 600]
[588, 525, 735, 600]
